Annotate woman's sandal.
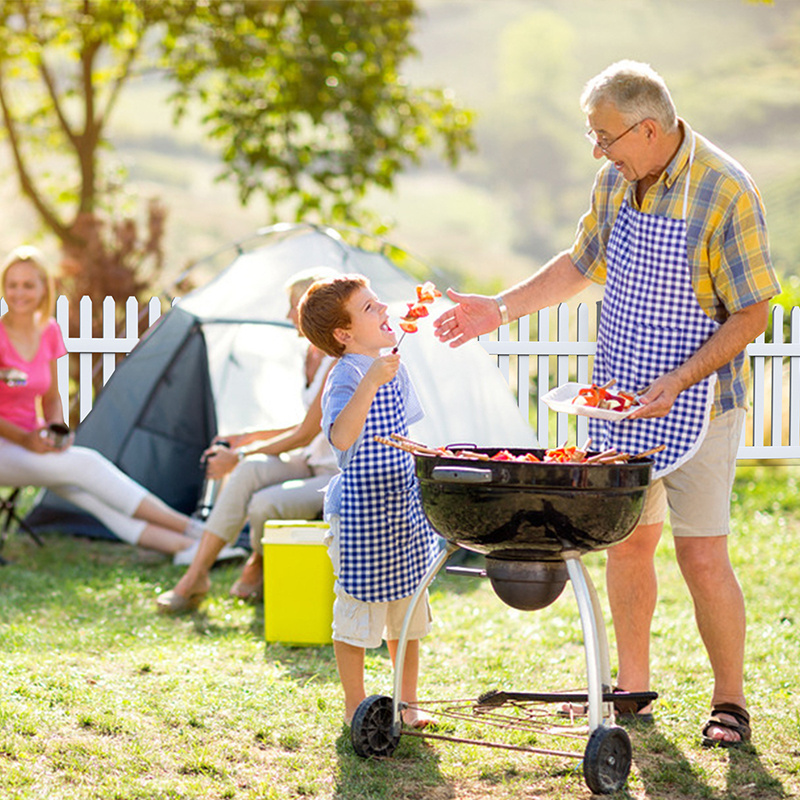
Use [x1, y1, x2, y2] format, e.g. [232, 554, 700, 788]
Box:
[701, 703, 751, 748]
[229, 579, 264, 602]
[155, 589, 206, 614]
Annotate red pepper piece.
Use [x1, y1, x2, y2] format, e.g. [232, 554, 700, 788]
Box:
[403, 302, 429, 321]
[577, 386, 602, 407]
[416, 281, 442, 304]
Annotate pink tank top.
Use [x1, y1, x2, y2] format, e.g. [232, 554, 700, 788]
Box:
[0, 318, 68, 431]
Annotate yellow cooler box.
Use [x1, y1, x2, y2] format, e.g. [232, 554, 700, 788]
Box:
[262, 520, 334, 645]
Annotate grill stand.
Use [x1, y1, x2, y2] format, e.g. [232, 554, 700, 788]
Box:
[390, 544, 615, 734]
[391, 543, 457, 734]
[352, 543, 640, 794]
[563, 548, 614, 732]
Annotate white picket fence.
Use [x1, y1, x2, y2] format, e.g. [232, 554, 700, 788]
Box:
[478, 302, 800, 461]
[5, 294, 799, 460]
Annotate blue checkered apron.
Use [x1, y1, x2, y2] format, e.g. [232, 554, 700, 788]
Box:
[338, 375, 436, 603]
[589, 133, 718, 478]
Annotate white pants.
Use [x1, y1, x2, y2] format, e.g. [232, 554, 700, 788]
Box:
[205, 452, 336, 552]
[325, 515, 432, 648]
[0, 441, 148, 543]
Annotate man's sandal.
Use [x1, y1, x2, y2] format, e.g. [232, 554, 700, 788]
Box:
[701, 703, 751, 748]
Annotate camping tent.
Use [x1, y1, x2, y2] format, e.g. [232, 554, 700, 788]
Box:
[26, 224, 538, 540]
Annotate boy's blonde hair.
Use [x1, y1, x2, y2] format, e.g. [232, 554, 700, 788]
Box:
[298, 274, 369, 357]
[1, 245, 55, 317]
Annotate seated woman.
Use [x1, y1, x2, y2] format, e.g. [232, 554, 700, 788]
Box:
[0, 245, 243, 564]
[156, 267, 339, 613]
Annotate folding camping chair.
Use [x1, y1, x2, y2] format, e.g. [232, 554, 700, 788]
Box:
[0, 488, 44, 565]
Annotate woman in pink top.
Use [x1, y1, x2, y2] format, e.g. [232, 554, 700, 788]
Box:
[0, 245, 244, 563]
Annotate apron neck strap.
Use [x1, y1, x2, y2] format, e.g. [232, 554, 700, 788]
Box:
[682, 130, 696, 220]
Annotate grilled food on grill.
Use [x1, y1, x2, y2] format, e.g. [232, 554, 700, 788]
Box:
[375, 433, 664, 465]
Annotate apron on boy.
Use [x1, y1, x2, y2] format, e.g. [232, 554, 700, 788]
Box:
[338, 374, 435, 603]
[589, 133, 719, 479]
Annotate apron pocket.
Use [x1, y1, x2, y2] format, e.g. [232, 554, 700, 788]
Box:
[633, 324, 690, 386]
[385, 489, 410, 531]
[385, 487, 424, 547]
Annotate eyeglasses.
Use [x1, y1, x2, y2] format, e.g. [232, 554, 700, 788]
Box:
[585, 120, 643, 154]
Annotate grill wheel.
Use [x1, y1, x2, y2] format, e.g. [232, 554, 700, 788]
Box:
[583, 725, 632, 794]
[350, 694, 400, 758]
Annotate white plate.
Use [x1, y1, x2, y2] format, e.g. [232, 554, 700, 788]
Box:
[542, 382, 639, 420]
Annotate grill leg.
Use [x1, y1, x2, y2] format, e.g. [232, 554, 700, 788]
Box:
[391, 542, 458, 735]
[564, 552, 614, 732]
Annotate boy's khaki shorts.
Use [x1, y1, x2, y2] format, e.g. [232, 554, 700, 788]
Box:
[326, 516, 433, 649]
[638, 408, 745, 537]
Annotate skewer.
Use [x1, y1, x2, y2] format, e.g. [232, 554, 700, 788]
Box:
[390, 433, 430, 449]
[453, 450, 491, 461]
[584, 449, 619, 463]
[374, 435, 413, 452]
[379, 434, 661, 465]
[630, 444, 666, 459]
[391, 331, 407, 354]
[374, 435, 431, 455]
[393, 434, 458, 458]
[390, 433, 492, 460]
[375, 435, 454, 458]
[571, 439, 591, 461]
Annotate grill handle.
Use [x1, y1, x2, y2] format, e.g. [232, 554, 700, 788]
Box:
[431, 466, 493, 484]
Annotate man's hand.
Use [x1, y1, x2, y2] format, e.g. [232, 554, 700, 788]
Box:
[628, 301, 770, 420]
[433, 289, 501, 348]
[628, 374, 683, 419]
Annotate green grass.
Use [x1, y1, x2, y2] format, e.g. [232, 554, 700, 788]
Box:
[1, 468, 799, 799]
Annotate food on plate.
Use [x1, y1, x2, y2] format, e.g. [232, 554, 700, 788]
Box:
[397, 282, 442, 335]
[571, 381, 640, 412]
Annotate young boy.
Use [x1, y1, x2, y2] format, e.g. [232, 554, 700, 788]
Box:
[298, 274, 438, 728]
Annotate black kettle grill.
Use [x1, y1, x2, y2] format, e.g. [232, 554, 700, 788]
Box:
[350, 447, 657, 795]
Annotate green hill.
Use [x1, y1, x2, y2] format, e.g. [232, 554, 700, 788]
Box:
[1, 0, 797, 293]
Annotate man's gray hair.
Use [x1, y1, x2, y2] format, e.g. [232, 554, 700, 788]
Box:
[580, 60, 678, 133]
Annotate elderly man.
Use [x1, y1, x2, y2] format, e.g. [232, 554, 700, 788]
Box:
[434, 60, 780, 747]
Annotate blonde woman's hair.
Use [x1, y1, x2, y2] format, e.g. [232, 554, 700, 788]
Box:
[1, 245, 54, 317]
[285, 266, 341, 306]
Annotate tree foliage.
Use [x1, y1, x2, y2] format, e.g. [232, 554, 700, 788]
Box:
[0, 0, 473, 414]
[159, 0, 475, 220]
[0, 0, 475, 283]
